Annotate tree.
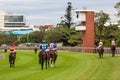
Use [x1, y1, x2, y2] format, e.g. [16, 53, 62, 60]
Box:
[95, 11, 110, 40]
[60, 2, 73, 28]
[102, 23, 119, 46]
[44, 27, 64, 43]
[114, 2, 120, 24]
[0, 33, 17, 45]
[114, 2, 120, 17]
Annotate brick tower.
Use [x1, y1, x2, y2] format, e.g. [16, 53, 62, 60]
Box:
[75, 10, 94, 53]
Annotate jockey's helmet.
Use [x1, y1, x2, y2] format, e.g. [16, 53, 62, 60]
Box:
[51, 40, 55, 43]
[42, 40, 46, 43]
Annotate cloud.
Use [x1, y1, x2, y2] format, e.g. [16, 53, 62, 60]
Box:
[0, 0, 119, 25]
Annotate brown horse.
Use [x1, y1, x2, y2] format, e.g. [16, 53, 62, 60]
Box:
[97, 45, 104, 59]
[39, 51, 50, 70]
[48, 50, 57, 67]
[111, 45, 116, 57]
[9, 51, 16, 67]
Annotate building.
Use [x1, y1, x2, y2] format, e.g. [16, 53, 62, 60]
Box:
[0, 10, 34, 35]
[0, 10, 25, 28]
[75, 10, 94, 53]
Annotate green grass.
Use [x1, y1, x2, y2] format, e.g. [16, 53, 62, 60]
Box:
[0, 50, 120, 80]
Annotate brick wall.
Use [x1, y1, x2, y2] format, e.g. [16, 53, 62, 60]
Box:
[81, 11, 94, 53]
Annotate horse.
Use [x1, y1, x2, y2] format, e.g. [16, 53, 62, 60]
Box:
[48, 50, 57, 67]
[111, 45, 116, 57]
[97, 45, 104, 59]
[9, 51, 16, 67]
[38, 51, 50, 70]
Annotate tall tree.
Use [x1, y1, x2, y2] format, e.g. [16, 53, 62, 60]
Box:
[114, 2, 120, 17]
[60, 2, 73, 28]
[114, 2, 120, 24]
[95, 11, 110, 40]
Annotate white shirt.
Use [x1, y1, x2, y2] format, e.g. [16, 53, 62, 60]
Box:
[111, 40, 115, 45]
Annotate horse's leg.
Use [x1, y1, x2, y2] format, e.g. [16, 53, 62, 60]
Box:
[45, 58, 47, 69]
[112, 50, 115, 57]
[9, 54, 12, 67]
[54, 54, 57, 66]
[9, 58, 12, 67]
[39, 52, 43, 64]
[41, 58, 44, 70]
[39, 53, 41, 64]
[39, 52, 43, 70]
[53, 59, 55, 67]
[47, 59, 50, 68]
[112, 51, 114, 57]
[41, 61, 44, 70]
[41, 57, 44, 70]
[101, 52, 103, 58]
[13, 58, 16, 67]
[113, 47, 116, 57]
[98, 52, 101, 58]
[47, 56, 50, 68]
[51, 59, 52, 64]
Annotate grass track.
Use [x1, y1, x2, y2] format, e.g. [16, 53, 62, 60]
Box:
[0, 50, 120, 80]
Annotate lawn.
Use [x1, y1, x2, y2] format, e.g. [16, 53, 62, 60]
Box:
[0, 50, 120, 80]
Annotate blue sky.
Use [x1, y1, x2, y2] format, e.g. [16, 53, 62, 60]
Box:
[0, 0, 119, 26]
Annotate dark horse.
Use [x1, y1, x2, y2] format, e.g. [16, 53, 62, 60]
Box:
[9, 51, 16, 67]
[39, 51, 50, 70]
[97, 45, 104, 59]
[48, 50, 57, 67]
[111, 45, 116, 57]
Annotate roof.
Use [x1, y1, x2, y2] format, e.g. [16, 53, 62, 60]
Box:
[4, 30, 33, 35]
[12, 30, 33, 35]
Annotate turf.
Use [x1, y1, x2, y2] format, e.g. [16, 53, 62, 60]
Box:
[0, 50, 120, 80]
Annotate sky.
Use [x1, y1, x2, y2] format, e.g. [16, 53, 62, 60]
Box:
[0, 0, 119, 26]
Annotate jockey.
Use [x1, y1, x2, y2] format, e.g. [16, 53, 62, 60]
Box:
[111, 39, 116, 46]
[9, 44, 16, 55]
[49, 40, 55, 50]
[39, 40, 49, 55]
[97, 40, 103, 49]
[49, 40, 57, 54]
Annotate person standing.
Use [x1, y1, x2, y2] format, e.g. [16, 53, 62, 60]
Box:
[34, 45, 37, 54]
[3, 44, 7, 53]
